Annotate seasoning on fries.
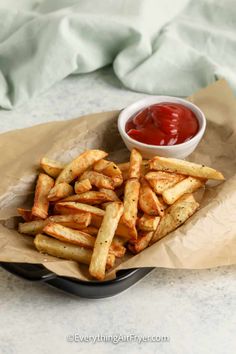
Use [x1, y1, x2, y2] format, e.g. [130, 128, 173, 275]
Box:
[17, 148, 224, 280]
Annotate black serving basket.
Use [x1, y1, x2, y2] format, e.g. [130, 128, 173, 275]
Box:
[1, 262, 153, 298]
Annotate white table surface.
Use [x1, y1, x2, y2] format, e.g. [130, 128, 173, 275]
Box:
[0, 67, 236, 354]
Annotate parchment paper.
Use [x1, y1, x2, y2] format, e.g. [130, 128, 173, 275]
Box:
[0, 79, 236, 281]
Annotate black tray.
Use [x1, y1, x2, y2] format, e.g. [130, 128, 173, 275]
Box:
[0, 262, 153, 298]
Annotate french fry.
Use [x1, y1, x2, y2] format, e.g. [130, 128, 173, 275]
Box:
[34, 234, 115, 268]
[55, 202, 105, 217]
[99, 188, 120, 201]
[18, 213, 91, 235]
[43, 222, 125, 259]
[150, 193, 199, 245]
[129, 148, 142, 179]
[43, 222, 95, 248]
[158, 195, 169, 210]
[47, 182, 73, 201]
[93, 159, 123, 187]
[128, 231, 153, 254]
[32, 173, 54, 219]
[118, 160, 149, 180]
[80, 226, 99, 236]
[122, 179, 140, 238]
[74, 179, 92, 194]
[60, 191, 114, 204]
[93, 159, 110, 171]
[109, 242, 126, 258]
[19, 220, 47, 235]
[145, 171, 185, 194]
[138, 214, 160, 232]
[80, 171, 114, 190]
[54, 202, 105, 230]
[48, 213, 91, 229]
[56, 150, 108, 184]
[149, 156, 224, 181]
[139, 178, 164, 217]
[162, 177, 205, 205]
[40, 157, 66, 178]
[89, 202, 124, 280]
[17, 208, 34, 222]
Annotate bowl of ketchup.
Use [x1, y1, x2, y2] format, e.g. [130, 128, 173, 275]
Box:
[118, 96, 206, 159]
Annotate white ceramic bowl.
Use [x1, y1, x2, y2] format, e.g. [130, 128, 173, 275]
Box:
[118, 96, 206, 159]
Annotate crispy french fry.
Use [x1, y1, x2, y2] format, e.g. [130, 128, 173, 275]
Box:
[89, 202, 124, 280]
[119, 160, 149, 180]
[74, 179, 92, 194]
[18, 213, 91, 235]
[43, 222, 95, 248]
[99, 188, 120, 201]
[145, 171, 185, 194]
[18, 220, 47, 235]
[43, 222, 124, 259]
[128, 231, 153, 254]
[17, 208, 34, 222]
[149, 156, 224, 181]
[47, 182, 73, 202]
[80, 226, 99, 236]
[93, 159, 123, 187]
[129, 148, 142, 179]
[32, 173, 54, 219]
[122, 179, 140, 238]
[56, 150, 108, 184]
[138, 214, 160, 232]
[158, 195, 168, 210]
[40, 157, 66, 178]
[48, 213, 91, 229]
[139, 178, 164, 217]
[34, 234, 115, 268]
[150, 193, 199, 245]
[162, 177, 205, 205]
[80, 171, 114, 190]
[109, 243, 126, 258]
[93, 159, 110, 171]
[55, 202, 105, 217]
[60, 191, 114, 204]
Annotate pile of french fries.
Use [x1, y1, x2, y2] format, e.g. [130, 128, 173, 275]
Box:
[17, 149, 224, 280]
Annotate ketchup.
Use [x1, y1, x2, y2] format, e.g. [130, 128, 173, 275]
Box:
[125, 103, 199, 146]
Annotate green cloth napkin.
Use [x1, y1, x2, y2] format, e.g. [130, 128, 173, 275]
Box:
[0, 0, 235, 109]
